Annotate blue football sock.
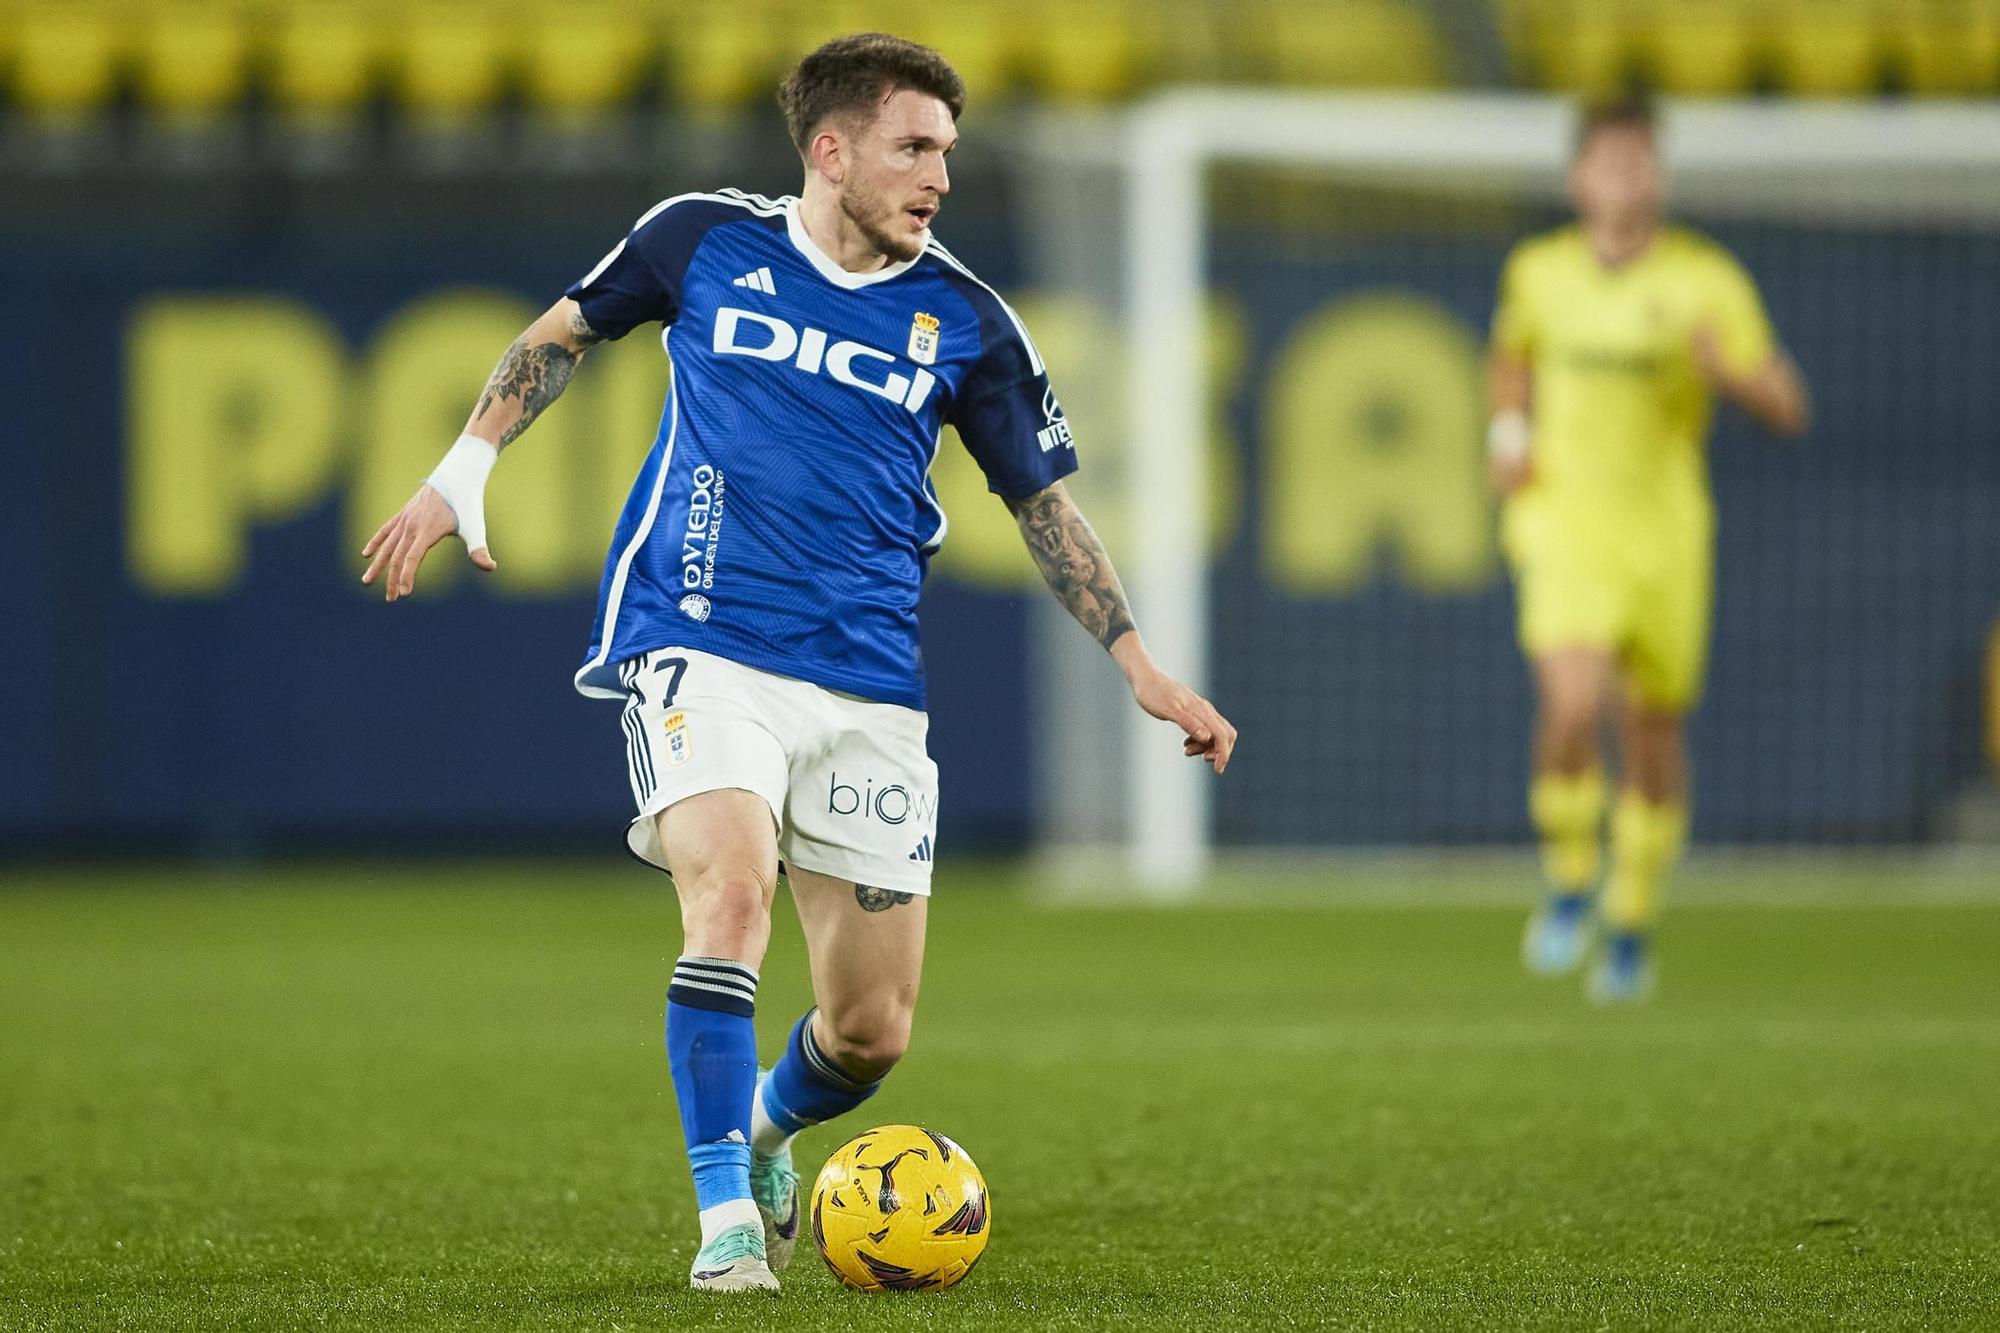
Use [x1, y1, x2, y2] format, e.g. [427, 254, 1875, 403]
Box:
[759, 1008, 882, 1141]
[666, 956, 760, 1227]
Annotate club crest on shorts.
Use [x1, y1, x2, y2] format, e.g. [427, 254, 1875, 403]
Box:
[661, 710, 691, 766]
[906, 312, 939, 366]
[678, 593, 711, 622]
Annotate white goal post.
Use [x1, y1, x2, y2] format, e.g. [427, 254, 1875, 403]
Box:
[1111, 91, 2000, 894]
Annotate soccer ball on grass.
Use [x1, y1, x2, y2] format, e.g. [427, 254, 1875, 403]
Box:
[809, 1124, 990, 1292]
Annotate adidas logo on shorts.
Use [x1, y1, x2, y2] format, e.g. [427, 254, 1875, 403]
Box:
[907, 835, 933, 863]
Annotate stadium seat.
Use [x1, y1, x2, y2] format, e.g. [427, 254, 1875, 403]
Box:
[1506, 0, 1634, 94]
[1150, 0, 1233, 84]
[1770, 3, 1887, 96]
[137, 5, 252, 116]
[1643, 0, 1756, 96]
[270, 1, 380, 116]
[667, 0, 783, 109]
[1891, 0, 2000, 94]
[1019, 0, 1140, 100]
[12, 3, 127, 116]
[390, 2, 512, 120]
[521, 2, 652, 117]
[892, 3, 1013, 101]
[1256, 0, 1450, 89]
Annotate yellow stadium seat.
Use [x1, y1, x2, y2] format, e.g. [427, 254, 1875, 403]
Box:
[1891, 0, 2000, 94]
[893, 3, 1013, 102]
[1256, 0, 1451, 89]
[13, 3, 127, 115]
[1770, 2, 1887, 96]
[668, 0, 785, 110]
[390, 2, 512, 119]
[522, 3, 651, 115]
[1511, 0, 1635, 94]
[1019, 0, 1140, 101]
[270, 1, 380, 115]
[137, 5, 251, 116]
[1151, 0, 1234, 84]
[1644, 0, 1756, 96]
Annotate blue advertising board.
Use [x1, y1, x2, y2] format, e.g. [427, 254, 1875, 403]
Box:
[2, 204, 1993, 852]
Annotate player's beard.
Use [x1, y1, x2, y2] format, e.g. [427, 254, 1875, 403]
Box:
[840, 184, 926, 264]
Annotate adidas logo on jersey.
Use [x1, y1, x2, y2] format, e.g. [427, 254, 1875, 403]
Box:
[713, 307, 938, 414]
[731, 266, 776, 295]
[907, 835, 933, 863]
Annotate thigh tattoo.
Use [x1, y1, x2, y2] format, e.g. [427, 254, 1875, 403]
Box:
[854, 884, 914, 912]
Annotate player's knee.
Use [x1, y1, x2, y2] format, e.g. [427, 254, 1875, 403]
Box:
[821, 999, 914, 1081]
[1540, 694, 1602, 761]
[680, 866, 773, 942]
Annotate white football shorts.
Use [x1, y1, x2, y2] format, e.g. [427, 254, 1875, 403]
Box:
[615, 647, 939, 896]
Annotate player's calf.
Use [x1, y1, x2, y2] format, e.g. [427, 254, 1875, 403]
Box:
[748, 1007, 906, 1273]
[752, 1008, 901, 1157]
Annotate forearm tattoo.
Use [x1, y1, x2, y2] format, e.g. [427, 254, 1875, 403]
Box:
[1006, 488, 1137, 650]
[855, 885, 915, 912]
[473, 313, 601, 448]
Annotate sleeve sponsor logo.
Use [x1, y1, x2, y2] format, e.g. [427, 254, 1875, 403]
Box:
[1036, 386, 1074, 453]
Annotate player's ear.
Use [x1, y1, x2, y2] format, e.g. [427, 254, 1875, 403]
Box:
[811, 129, 845, 186]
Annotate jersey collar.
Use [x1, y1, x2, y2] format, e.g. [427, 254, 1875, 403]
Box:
[784, 197, 920, 290]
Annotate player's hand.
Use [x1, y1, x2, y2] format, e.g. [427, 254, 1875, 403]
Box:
[1115, 638, 1237, 774]
[359, 484, 496, 602]
[1488, 450, 1534, 498]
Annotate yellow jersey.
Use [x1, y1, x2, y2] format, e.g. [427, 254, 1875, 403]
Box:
[1492, 224, 1775, 533]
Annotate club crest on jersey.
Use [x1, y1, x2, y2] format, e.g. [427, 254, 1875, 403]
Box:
[661, 710, 692, 766]
[907, 312, 940, 365]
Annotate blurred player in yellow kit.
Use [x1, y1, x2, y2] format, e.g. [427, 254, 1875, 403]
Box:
[1488, 98, 1810, 1002]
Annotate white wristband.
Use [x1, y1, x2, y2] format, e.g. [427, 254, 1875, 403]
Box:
[1487, 409, 1531, 464]
[425, 434, 498, 552]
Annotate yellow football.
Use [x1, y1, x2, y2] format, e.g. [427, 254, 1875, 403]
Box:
[809, 1124, 990, 1292]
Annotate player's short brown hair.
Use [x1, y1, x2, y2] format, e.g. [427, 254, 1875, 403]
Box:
[777, 33, 967, 158]
[1574, 94, 1658, 156]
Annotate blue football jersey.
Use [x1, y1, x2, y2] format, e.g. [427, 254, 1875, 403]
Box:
[566, 189, 1077, 711]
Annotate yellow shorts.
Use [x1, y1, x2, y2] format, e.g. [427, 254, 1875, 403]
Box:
[1502, 498, 1714, 711]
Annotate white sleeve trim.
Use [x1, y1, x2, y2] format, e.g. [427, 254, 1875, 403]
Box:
[924, 237, 1046, 376]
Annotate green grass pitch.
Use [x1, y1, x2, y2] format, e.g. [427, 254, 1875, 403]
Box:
[3, 861, 1997, 1330]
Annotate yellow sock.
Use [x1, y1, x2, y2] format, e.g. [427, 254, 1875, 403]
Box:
[1529, 770, 1607, 892]
[1602, 794, 1689, 931]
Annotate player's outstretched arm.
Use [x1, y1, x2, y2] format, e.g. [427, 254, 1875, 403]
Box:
[1004, 481, 1237, 773]
[361, 299, 604, 601]
[1694, 328, 1811, 438]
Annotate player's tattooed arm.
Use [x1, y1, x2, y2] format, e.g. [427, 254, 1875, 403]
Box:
[466, 298, 606, 449]
[1006, 482, 1239, 774]
[1005, 482, 1137, 651]
[855, 885, 915, 912]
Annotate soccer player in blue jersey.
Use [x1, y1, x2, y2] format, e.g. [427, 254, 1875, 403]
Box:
[360, 33, 1235, 1292]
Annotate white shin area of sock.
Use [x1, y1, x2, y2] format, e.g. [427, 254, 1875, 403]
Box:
[748, 1085, 797, 1160]
[698, 1198, 762, 1249]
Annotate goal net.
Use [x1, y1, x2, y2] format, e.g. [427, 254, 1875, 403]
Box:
[1016, 93, 2000, 892]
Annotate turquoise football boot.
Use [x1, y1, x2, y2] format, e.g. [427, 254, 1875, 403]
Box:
[1587, 929, 1656, 1004]
[1522, 890, 1595, 976]
[689, 1221, 778, 1292]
